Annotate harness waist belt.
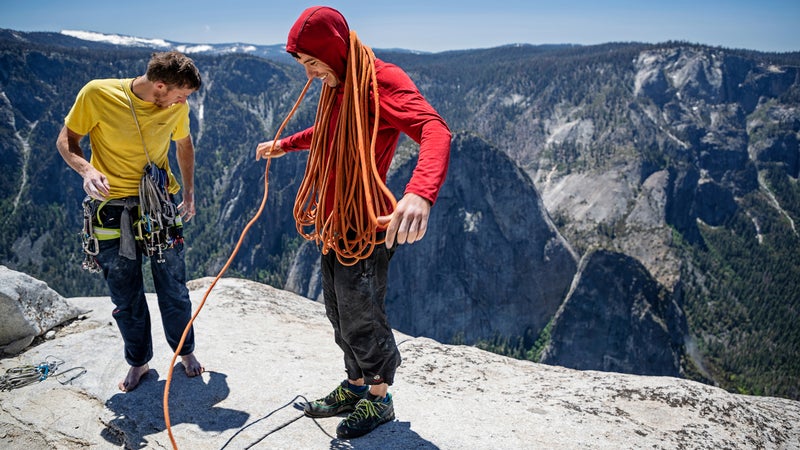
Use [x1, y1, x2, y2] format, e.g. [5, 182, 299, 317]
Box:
[93, 197, 183, 260]
[103, 197, 140, 260]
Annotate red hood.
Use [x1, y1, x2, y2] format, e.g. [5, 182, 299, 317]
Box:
[286, 6, 350, 80]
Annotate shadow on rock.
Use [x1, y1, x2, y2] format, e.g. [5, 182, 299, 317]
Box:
[328, 420, 439, 449]
[103, 368, 249, 449]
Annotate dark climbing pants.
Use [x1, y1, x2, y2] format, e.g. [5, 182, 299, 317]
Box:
[321, 243, 401, 385]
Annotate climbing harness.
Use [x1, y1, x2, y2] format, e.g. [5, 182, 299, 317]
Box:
[80, 195, 183, 269]
[0, 356, 86, 391]
[79, 81, 184, 271]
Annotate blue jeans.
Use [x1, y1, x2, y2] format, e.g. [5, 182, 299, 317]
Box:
[95, 238, 195, 367]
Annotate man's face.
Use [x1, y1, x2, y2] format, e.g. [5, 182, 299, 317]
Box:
[153, 83, 196, 108]
[296, 52, 339, 88]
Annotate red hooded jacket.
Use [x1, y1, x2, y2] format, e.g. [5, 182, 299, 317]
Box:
[281, 6, 451, 215]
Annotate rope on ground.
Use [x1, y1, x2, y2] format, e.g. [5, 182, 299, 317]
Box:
[219, 394, 312, 449]
[0, 355, 86, 391]
[163, 78, 314, 450]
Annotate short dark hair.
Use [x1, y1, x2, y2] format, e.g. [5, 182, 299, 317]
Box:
[146, 51, 202, 90]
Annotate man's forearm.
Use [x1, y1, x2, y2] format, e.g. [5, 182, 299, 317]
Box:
[175, 137, 195, 195]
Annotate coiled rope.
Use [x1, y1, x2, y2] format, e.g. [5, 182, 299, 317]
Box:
[0, 355, 86, 391]
[164, 30, 396, 448]
[293, 30, 397, 265]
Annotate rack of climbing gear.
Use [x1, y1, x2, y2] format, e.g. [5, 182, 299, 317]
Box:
[118, 78, 184, 263]
[137, 162, 182, 263]
[0, 356, 86, 391]
[81, 197, 102, 273]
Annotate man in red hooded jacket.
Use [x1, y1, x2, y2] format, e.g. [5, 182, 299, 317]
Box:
[256, 6, 451, 439]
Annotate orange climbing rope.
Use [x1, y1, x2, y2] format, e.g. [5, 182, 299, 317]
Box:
[163, 78, 312, 450]
[293, 30, 397, 265]
[164, 30, 395, 448]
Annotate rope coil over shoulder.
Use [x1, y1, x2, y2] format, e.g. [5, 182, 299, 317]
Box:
[294, 30, 397, 265]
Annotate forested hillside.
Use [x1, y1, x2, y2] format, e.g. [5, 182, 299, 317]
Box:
[1, 30, 797, 400]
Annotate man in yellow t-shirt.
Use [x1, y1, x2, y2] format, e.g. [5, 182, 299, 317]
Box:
[56, 51, 204, 392]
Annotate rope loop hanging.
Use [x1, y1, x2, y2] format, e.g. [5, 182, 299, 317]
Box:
[293, 30, 398, 266]
[163, 78, 314, 450]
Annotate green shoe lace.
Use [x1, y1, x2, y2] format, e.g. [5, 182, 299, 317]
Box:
[337, 395, 395, 439]
[305, 381, 367, 418]
[344, 399, 382, 423]
[322, 384, 354, 404]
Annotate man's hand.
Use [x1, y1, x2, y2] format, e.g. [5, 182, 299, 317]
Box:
[178, 192, 196, 222]
[256, 140, 285, 161]
[82, 168, 111, 201]
[57, 125, 110, 200]
[377, 193, 431, 249]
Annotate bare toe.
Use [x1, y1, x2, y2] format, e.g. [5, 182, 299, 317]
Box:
[119, 364, 149, 392]
[181, 353, 205, 377]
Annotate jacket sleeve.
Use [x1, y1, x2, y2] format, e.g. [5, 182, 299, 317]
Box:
[279, 126, 315, 152]
[377, 64, 451, 205]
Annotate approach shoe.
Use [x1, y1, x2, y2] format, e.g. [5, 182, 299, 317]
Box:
[304, 380, 369, 418]
[336, 393, 395, 439]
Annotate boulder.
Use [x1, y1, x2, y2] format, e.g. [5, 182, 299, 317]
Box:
[0, 266, 84, 355]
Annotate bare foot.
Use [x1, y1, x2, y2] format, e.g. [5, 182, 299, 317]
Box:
[181, 353, 204, 377]
[118, 364, 149, 392]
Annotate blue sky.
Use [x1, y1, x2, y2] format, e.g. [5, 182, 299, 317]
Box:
[1, 0, 798, 53]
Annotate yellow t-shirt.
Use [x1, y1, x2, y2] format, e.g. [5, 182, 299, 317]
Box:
[65, 78, 190, 198]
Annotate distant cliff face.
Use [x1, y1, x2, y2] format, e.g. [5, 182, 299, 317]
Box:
[631, 47, 798, 243]
[384, 133, 578, 344]
[1, 33, 798, 399]
[541, 249, 686, 377]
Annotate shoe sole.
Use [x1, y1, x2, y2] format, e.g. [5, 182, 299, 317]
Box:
[304, 404, 357, 418]
[335, 411, 395, 439]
